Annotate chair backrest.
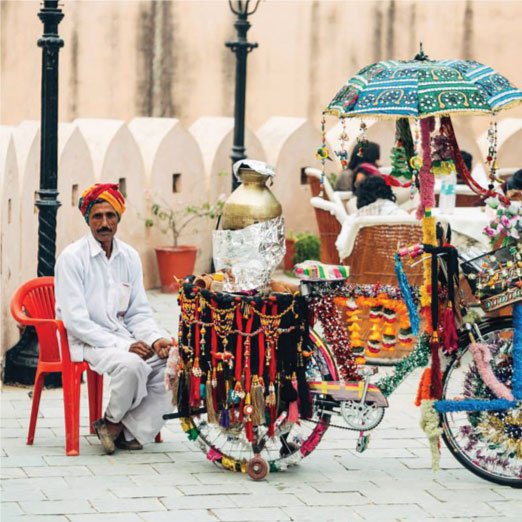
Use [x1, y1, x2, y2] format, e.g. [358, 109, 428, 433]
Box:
[342, 224, 424, 286]
[11, 277, 61, 363]
[307, 175, 342, 264]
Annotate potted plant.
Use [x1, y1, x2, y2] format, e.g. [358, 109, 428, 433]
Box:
[145, 198, 224, 292]
[293, 232, 321, 265]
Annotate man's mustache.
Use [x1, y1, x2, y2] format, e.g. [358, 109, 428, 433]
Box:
[97, 227, 112, 233]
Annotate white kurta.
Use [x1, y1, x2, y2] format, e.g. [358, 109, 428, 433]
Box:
[55, 232, 171, 444]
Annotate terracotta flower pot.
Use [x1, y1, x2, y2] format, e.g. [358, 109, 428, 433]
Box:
[154, 245, 198, 293]
[283, 238, 296, 271]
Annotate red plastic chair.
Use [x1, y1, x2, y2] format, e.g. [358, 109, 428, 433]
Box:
[10, 277, 162, 455]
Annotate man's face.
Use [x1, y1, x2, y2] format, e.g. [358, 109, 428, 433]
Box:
[88, 201, 118, 243]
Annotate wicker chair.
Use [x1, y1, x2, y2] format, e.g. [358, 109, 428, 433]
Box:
[307, 174, 342, 264]
[341, 223, 424, 286]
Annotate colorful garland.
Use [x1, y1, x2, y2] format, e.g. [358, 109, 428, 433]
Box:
[375, 334, 431, 397]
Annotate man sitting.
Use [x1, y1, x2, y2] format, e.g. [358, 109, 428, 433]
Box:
[55, 183, 173, 454]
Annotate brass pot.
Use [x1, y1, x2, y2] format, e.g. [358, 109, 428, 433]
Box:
[221, 167, 282, 230]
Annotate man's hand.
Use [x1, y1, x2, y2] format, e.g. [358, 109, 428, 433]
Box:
[152, 338, 174, 359]
[129, 341, 154, 360]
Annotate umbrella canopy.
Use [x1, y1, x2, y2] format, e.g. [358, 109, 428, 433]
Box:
[325, 54, 522, 119]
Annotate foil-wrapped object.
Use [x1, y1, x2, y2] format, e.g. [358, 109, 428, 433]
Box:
[232, 159, 275, 181]
[213, 216, 286, 292]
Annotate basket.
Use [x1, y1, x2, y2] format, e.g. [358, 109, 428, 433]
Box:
[461, 246, 522, 312]
[342, 224, 424, 286]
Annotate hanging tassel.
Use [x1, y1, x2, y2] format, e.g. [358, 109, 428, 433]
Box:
[266, 381, 277, 437]
[243, 392, 254, 442]
[414, 368, 441, 406]
[288, 373, 299, 423]
[430, 333, 443, 400]
[177, 371, 190, 418]
[189, 358, 202, 408]
[219, 407, 231, 429]
[442, 304, 458, 354]
[206, 371, 218, 424]
[251, 375, 266, 426]
[215, 362, 226, 404]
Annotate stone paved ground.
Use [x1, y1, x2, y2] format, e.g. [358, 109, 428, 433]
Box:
[1, 287, 521, 521]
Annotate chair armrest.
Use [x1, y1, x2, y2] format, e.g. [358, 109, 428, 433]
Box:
[335, 191, 353, 201]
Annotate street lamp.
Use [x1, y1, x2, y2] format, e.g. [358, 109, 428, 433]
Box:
[225, 0, 260, 191]
[4, 0, 64, 384]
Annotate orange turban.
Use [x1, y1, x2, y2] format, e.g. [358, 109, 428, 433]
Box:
[79, 183, 126, 223]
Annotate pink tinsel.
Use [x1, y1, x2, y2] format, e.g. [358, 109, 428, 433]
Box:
[416, 117, 436, 220]
[469, 343, 514, 401]
[164, 344, 180, 391]
[442, 307, 458, 354]
[206, 447, 223, 463]
[300, 418, 328, 456]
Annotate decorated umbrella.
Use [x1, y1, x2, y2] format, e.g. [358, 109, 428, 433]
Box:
[325, 50, 522, 120]
[318, 47, 522, 199]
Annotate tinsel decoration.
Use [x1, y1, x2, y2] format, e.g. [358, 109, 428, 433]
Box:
[420, 399, 442, 472]
[421, 216, 437, 321]
[433, 397, 516, 413]
[469, 342, 514, 401]
[376, 334, 431, 397]
[367, 322, 382, 357]
[309, 295, 359, 381]
[416, 116, 436, 220]
[512, 303, 522, 400]
[394, 253, 420, 335]
[430, 333, 443, 400]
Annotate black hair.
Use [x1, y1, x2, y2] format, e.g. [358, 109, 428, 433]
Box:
[460, 150, 473, 171]
[356, 175, 396, 209]
[507, 169, 522, 190]
[347, 141, 380, 171]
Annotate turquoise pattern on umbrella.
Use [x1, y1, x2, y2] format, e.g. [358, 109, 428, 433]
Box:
[326, 59, 522, 119]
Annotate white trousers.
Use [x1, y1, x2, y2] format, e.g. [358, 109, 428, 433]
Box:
[84, 346, 171, 445]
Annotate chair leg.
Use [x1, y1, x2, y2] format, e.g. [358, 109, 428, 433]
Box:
[62, 367, 81, 456]
[155, 432, 163, 443]
[87, 370, 103, 434]
[27, 369, 45, 445]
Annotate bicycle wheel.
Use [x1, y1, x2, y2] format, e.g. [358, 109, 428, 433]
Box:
[182, 329, 337, 474]
[441, 317, 522, 487]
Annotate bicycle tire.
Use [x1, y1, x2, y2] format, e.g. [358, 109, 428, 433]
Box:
[181, 328, 337, 473]
[441, 316, 522, 488]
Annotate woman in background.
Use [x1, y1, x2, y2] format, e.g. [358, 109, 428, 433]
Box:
[334, 142, 380, 192]
[354, 175, 408, 217]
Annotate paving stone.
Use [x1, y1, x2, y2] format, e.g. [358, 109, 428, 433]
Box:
[2, 515, 70, 522]
[64, 475, 136, 488]
[160, 495, 238, 510]
[283, 505, 364, 521]
[228, 494, 305, 508]
[486, 500, 522, 517]
[87, 463, 158, 476]
[418, 499, 501, 518]
[19, 500, 95, 515]
[88, 498, 166, 513]
[1, 456, 47, 468]
[1, 488, 46, 502]
[110, 486, 181, 498]
[67, 515, 143, 522]
[0, 467, 27, 479]
[129, 472, 200, 486]
[353, 503, 428, 520]
[42, 487, 116, 501]
[212, 507, 291, 521]
[1, 501, 24, 518]
[140, 510, 219, 522]
[177, 484, 251, 496]
[428, 485, 505, 503]
[295, 491, 367, 506]
[22, 465, 92, 477]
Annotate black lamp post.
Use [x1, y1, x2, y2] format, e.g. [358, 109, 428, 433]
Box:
[4, 0, 64, 385]
[225, 0, 260, 191]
